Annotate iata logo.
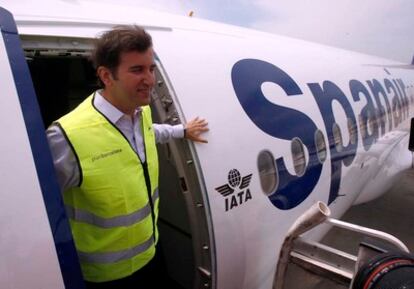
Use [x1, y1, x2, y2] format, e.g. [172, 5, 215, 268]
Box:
[215, 169, 253, 211]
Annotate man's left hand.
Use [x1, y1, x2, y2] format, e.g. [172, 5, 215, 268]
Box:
[185, 117, 209, 143]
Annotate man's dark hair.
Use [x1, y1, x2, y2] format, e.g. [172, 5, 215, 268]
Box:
[91, 25, 153, 87]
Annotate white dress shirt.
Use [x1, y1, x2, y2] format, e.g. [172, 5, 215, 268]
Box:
[46, 91, 184, 192]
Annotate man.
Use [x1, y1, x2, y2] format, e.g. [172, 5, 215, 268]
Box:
[46, 25, 208, 288]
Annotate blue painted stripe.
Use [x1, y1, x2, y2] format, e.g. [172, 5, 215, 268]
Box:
[0, 7, 84, 289]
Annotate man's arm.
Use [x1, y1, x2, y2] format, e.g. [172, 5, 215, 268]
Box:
[153, 124, 184, 144]
[153, 117, 208, 144]
[46, 125, 80, 192]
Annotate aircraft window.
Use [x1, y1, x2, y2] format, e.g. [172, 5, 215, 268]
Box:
[380, 109, 387, 129]
[347, 118, 357, 145]
[291, 138, 306, 176]
[367, 110, 376, 135]
[332, 123, 343, 152]
[358, 114, 367, 140]
[257, 150, 278, 195]
[314, 130, 326, 163]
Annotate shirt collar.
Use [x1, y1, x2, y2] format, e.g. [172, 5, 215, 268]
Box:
[94, 90, 142, 123]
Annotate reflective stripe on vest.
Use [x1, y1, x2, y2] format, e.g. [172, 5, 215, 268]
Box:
[57, 93, 159, 282]
[78, 234, 154, 264]
[65, 188, 159, 228]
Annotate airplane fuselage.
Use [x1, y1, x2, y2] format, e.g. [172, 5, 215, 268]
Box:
[0, 1, 413, 289]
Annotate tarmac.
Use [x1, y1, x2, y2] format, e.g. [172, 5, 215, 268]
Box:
[323, 168, 414, 253]
[285, 168, 414, 289]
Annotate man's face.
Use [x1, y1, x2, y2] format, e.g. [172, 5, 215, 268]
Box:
[111, 48, 156, 110]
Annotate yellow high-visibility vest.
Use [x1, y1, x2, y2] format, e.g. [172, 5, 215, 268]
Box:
[57, 94, 159, 282]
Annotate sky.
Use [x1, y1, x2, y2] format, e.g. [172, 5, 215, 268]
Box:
[99, 0, 414, 63]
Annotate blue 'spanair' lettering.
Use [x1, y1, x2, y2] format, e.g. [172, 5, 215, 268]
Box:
[349, 79, 378, 150]
[385, 79, 402, 127]
[308, 81, 358, 204]
[367, 79, 392, 133]
[231, 59, 322, 210]
[231, 59, 411, 210]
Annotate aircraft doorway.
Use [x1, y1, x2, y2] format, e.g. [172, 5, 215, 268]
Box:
[23, 36, 213, 289]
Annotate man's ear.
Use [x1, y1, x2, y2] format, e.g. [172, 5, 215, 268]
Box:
[97, 66, 115, 87]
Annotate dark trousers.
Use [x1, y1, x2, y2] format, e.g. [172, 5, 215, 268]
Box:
[85, 245, 168, 289]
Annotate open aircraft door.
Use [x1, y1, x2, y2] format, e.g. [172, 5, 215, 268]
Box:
[0, 7, 84, 289]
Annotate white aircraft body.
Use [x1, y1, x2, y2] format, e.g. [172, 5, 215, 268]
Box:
[0, 1, 414, 289]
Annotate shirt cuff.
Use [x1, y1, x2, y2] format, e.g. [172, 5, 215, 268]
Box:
[172, 124, 185, 138]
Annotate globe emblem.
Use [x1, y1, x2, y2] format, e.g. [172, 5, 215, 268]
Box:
[228, 169, 241, 188]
